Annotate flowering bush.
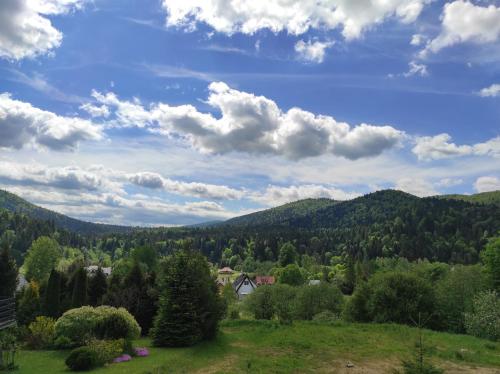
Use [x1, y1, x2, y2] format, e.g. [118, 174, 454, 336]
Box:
[113, 354, 132, 363]
[86, 339, 125, 366]
[134, 347, 149, 357]
[55, 306, 141, 347]
[464, 291, 500, 341]
[27, 316, 56, 349]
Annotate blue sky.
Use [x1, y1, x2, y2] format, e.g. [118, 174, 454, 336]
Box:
[0, 0, 499, 226]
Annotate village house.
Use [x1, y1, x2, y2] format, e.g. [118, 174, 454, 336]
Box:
[232, 273, 256, 300]
[217, 267, 234, 286]
[255, 275, 275, 286]
[84, 265, 112, 276]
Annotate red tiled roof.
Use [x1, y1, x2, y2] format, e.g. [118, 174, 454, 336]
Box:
[255, 276, 275, 286]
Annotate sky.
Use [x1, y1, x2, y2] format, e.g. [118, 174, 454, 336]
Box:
[0, 0, 499, 226]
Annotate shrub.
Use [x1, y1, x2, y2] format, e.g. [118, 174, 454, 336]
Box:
[0, 327, 19, 371]
[312, 311, 339, 323]
[86, 339, 124, 366]
[65, 347, 98, 371]
[271, 284, 296, 325]
[228, 305, 240, 320]
[55, 306, 141, 347]
[245, 285, 274, 320]
[294, 284, 344, 320]
[464, 291, 500, 341]
[27, 316, 56, 349]
[344, 282, 372, 322]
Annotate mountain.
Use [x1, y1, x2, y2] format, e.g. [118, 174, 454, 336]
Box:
[440, 190, 500, 206]
[0, 190, 132, 235]
[223, 189, 500, 230]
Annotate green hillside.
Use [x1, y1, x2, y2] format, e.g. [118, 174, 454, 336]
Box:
[440, 190, 500, 206]
[0, 189, 132, 235]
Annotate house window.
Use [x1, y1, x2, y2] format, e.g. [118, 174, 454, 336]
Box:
[244, 280, 249, 285]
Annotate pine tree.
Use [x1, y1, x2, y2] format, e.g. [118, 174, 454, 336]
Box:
[0, 244, 18, 298]
[151, 249, 224, 347]
[88, 267, 107, 306]
[71, 267, 88, 308]
[43, 269, 61, 318]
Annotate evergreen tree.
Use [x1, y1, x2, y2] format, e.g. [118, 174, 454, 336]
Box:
[16, 281, 41, 326]
[278, 242, 298, 267]
[0, 244, 18, 298]
[43, 269, 61, 318]
[71, 267, 88, 308]
[151, 249, 224, 347]
[88, 267, 107, 306]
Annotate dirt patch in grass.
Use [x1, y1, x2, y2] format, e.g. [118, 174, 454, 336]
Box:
[441, 361, 500, 374]
[316, 359, 399, 373]
[192, 354, 239, 374]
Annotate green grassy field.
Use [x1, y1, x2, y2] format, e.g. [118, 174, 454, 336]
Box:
[15, 320, 500, 373]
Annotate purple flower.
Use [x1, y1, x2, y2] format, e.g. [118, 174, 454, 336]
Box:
[134, 347, 149, 357]
[113, 354, 132, 363]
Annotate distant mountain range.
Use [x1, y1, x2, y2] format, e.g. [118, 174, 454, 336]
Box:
[0, 188, 499, 234]
[0, 190, 132, 235]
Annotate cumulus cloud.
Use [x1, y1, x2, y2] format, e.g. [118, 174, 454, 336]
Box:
[394, 177, 438, 197]
[474, 176, 500, 193]
[0, 0, 88, 60]
[128, 171, 245, 200]
[412, 134, 500, 161]
[410, 33, 425, 46]
[162, 0, 429, 40]
[478, 83, 500, 97]
[422, 1, 500, 56]
[295, 40, 333, 63]
[91, 82, 404, 161]
[0, 93, 102, 151]
[250, 184, 361, 206]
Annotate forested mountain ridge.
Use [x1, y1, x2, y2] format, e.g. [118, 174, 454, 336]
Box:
[0, 190, 132, 235]
[439, 190, 500, 206]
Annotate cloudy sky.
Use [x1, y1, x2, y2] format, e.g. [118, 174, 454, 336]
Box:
[0, 0, 499, 226]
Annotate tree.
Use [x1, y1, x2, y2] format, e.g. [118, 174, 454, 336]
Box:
[131, 246, 157, 271]
[43, 269, 61, 318]
[271, 284, 296, 324]
[279, 264, 304, 286]
[151, 249, 224, 347]
[71, 267, 88, 308]
[24, 237, 61, 284]
[369, 272, 436, 326]
[88, 267, 107, 306]
[294, 284, 344, 320]
[0, 245, 17, 298]
[481, 236, 500, 292]
[16, 281, 41, 326]
[278, 242, 297, 267]
[245, 285, 274, 320]
[464, 290, 500, 341]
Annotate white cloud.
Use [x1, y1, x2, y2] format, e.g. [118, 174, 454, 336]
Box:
[478, 83, 500, 97]
[128, 171, 245, 200]
[410, 33, 425, 46]
[80, 103, 110, 118]
[250, 184, 361, 206]
[423, 1, 500, 56]
[162, 0, 430, 40]
[0, 93, 102, 151]
[412, 134, 500, 161]
[474, 176, 500, 193]
[435, 177, 463, 188]
[0, 0, 88, 60]
[294, 40, 333, 64]
[394, 177, 438, 197]
[92, 82, 404, 161]
[403, 61, 428, 77]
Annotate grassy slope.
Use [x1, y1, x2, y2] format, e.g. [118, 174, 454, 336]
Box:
[17, 321, 500, 374]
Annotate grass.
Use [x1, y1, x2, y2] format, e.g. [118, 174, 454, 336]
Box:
[14, 320, 500, 373]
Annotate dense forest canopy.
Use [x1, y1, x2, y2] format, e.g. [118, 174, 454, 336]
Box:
[0, 189, 499, 266]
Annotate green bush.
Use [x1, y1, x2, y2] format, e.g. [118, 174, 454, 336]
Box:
[228, 305, 240, 320]
[96, 313, 133, 340]
[312, 311, 339, 323]
[86, 339, 124, 365]
[65, 347, 98, 371]
[55, 306, 141, 347]
[464, 291, 500, 341]
[294, 284, 343, 320]
[27, 316, 56, 349]
[245, 286, 274, 320]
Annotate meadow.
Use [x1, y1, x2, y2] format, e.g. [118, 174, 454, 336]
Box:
[15, 320, 500, 374]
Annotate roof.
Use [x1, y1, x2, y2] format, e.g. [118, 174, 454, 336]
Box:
[218, 267, 234, 274]
[255, 276, 275, 286]
[85, 266, 112, 276]
[308, 280, 321, 286]
[233, 273, 256, 293]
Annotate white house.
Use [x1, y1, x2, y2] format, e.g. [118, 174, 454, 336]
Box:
[85, 266, 112, 276]
[232, 273, 256, 300]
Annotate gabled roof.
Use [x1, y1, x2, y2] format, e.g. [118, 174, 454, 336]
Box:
[218, 267, 234, 274]
[233, 273, 256, 293]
